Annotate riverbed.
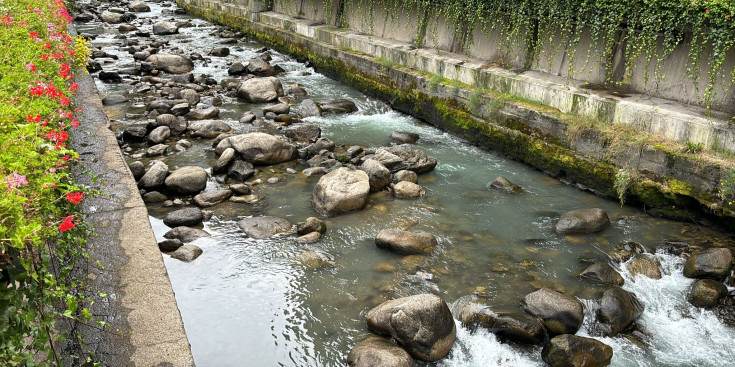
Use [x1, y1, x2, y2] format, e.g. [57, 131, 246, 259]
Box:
[76, 1, 735, 366]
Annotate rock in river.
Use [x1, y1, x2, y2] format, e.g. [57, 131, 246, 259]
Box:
[296, 217, 327, 235]
[597, 287, 644, 336]
[312, 167, 370, 216]
[237, 76, 283, 103]
[163, 208, 204, 227]
[152, 21, 178, 35]
[488, 176, 522, 194]
[347, 335, 414, 367]
[392, 181, 425, 199]
[360, 159, 391, 192]
[194, 189, 233, 207]
[521, 288, 584, 336]
[164, 166, 208, 194]
[374, 146, 437, 174]
[626, 254, 662, 279]
[215, 132, 297, 165]
[542, 334, 613, 367]
[683, 248, 733, 280]
[580, 262, 624, 286]
[164, 226, 211, 243]
[375, 229, 437, 255]
[145, 54, 194, 74]
[170, 244, 203, 262]
[688, 279, 728, 308]
[367, 294, 455, 362]
[238, 216, 292, 239]
[555, 208, 610, 234]
[138, 161, 168, 188]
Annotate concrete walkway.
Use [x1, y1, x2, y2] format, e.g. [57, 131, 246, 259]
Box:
[66, 65, 195, 365]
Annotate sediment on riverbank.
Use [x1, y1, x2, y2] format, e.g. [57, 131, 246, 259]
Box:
[176, 0, 735, 230]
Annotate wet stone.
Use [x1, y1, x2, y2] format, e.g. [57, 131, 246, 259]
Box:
[238, 216, 292, 239]
[164, 226, 211, 243]
[688, 279, 728, 308]
[580, 262, 624, 286]
[627, 254, 662, 279]
[163, 208, 204, 227]
[158, 239, 183, 252]
[170, 245, 203, 262]
[542, 334, 613, 367]
[488, 176, 522, 194]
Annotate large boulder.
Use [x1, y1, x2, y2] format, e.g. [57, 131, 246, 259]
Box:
[129, 1, 151, 12]
[347, 335, 414, 367]
[374, 146, 437, 174]
[164, 226, 211, 243]
[187, 120, 232, 138]
[366, 294, 456, 362]
[246, 58, 276, 76]
[147, 126, 170, 145]
[683, 248, 733, 280]
[489, 312, 548, 345]
[375, 229, 437, 255]
[360, 159, 391, 192]
[186, 107, 220, 120]
[319, 99, 358, 114]
[227, 160, 255, 181]
[688, 279, 728, 308]
[284, 123, 321, 142]
[237, 76, 283, 103]
[193, 189, 232, 207]
[390, 131, 419, 144]
[312, 167, 370, 216]
[163, 208, 204, 227]
[521, 288, 584, 336]
[152, 21, 178, 35]
[164, 166, 208, 194]
[488, 176, 522, 194]
[100, 10, 126, 24]
[580, 262, 624, 286]
[215, 133, 297, 165]
[392, 181, 425, 199]
[170, 245, 203, 262]
[597, 288, 644, 336]
[298, 99, 322, 117]
[555, 208, 610, 234]
[626, 254, 662, 279]
[542, 334, 613, 367]
[145, 54, 194, 74]
[138, 161, 168, 188]
[238, 216, 292, 239]
[155, 114, 187, 135]
[296, 217, 327, 235]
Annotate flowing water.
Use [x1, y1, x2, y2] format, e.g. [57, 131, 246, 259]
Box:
[77, 1, 735, 366]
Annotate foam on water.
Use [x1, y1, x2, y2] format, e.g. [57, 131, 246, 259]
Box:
[438, 321, 543, 367]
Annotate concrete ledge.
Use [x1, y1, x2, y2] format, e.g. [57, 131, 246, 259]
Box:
[66, 57, 195, 365]
[252, 10, 735, 154]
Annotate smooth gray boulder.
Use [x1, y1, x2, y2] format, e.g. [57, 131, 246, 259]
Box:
[164, 226, 211, 243]
[170, 245, 203, 262]
[129, 1, 151, 12]
[295, 232, 322, 244]
[194, 189, 233, 207]
[688, 279, 728, 308]
[179, 89, 200, 106]
[367, 294, 456, 362]
[128, 161, 146, 180]
[683, 248, 733, 280]
[155, 114, 187, 135]
[146, 144, 168, 157]
[163, 208, 204, 227]
[542, 334, 613, 367]
[100, 10, 125, 23]
[347, 335, 414, 367]
[298, 99, 322, 117]
[164, 166, 207, 194]
[375, 146, 437, 174]
[187, 120, 232, 138]
[392, 181, 425, 199]
[143, 191, 168, 203]
[375, 229, 437, 255]
[489, 176, 522, 194]
[580, 262, 624, 286]
[228, 62, 247, 75]
[147, 126, 170, 144]
[284, 123, 321, 142]
[295, 250, 334, 269]
[102, 94, 128, 105]
[296, 217, 327, 235]
[186, 107, 220, 120]
[237, 76, 283, 103]
[246, 58, 276, 76]
[392, 170, 418, 184]
[597, 288, 644, 336]
[152, 21, 178, 35]
[555, 208, 610, 234]
[360, 159, 391, 192]
[489, 312, 547, 345]
[138, 161, 169, 188]
[521, 288, 584, 336]
[215, 133, 297, 165]
[158, 239, 183, 252]
[262, 103, 290, 115]
[145, 54, 194, 74]
[214, 147, 236, 173]
[238, 216, 292, 239]
[170, 102, 190, 116]
[319, 99, 358, 114]
[312, 167, 370, 216]
[210, 47, 230, 57]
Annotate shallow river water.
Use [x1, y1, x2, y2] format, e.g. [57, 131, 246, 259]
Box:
[77, 1, 735, 366]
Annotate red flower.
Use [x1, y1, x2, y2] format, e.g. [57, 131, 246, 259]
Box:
[27, 114, 41, 123]
[58, 216, 76, 232]
[66, 192, 84, 204]
[60, 97, 70, 106]
[70, 118, 79, 128]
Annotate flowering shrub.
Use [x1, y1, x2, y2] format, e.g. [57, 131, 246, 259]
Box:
[0, 0, 93, 364]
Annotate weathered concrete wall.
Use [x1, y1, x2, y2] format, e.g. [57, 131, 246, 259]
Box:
[176, 0, 735, 229]
[63, 43, 195, 366]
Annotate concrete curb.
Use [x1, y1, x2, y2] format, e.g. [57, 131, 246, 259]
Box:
[67, 57, 195, 365]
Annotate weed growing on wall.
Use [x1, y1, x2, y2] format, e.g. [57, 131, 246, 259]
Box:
[0, 0, 94, 364]
[614, 168, 632, 206]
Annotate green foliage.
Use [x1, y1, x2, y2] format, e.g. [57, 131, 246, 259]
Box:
[428, 73, 443, 92]
[614, 168, 632, 206]
[684, 141, 704, 153]
[720, 169, 735, 206]
[0, 0, 92, 364]
[375, 56, 394, 67]
[467, 86, 484, 111]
